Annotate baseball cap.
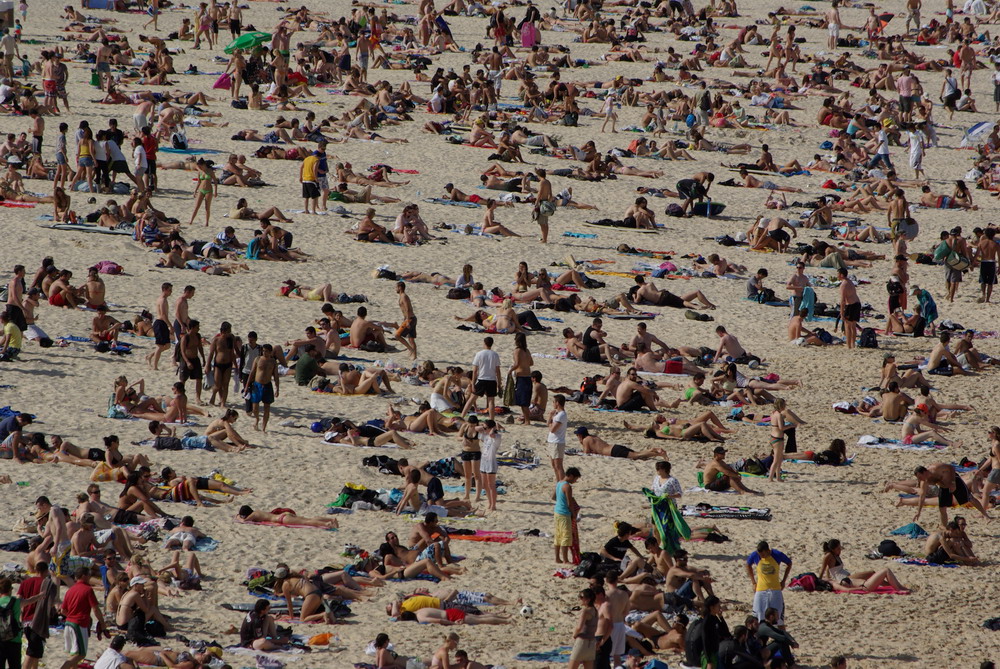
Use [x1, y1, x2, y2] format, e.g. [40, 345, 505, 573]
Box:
[574, 426, 589, 436]
[914, 404, 928, 412]
[129, 576, 148, 587]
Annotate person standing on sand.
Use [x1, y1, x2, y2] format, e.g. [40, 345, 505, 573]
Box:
[745, 541, 792, 626]
[172, 284, 194, 339]
[509, 332, 533, 424]
[178, 319, 206, 405]
[244, 343, 279, 431]
[146, 282, 172, 370]
[547, 394, 568, 481]
[553, 466, 580, 564]
[300, 149, 320, 215]
[838, 268, 860, 349]
[533, 168, 554, 243]
[976, 227, 999, 303]
[394, 281, 417, 360]
[461, 337, 501, 419]
[5, 264, 26, 332]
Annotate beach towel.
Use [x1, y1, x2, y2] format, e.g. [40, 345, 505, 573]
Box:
[45, 224, 132, 235]
[892, 557, 959, 568]
[889, 523, 928, 539]
[445, 529, 517, 543]
[644, 488, 690, 555]
[680, 504, 772, 521]
[159, 147, 223, 155]
[857, 434, 947, 451]
[514, 647, 572, 663]
[422, 197, 480, 208]
[835, 585, 910, 595]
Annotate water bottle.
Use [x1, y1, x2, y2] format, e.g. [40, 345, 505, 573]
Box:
[351, 501, 374, 511]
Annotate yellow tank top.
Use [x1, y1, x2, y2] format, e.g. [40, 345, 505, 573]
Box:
[79, 141, 91, 158]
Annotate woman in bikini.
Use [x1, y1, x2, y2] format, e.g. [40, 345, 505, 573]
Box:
[879, 353, 929, 390]
[236, 505, 339, 529]
[768, 398, 805, 482]
[117, 469, 168, 523]
[188, 158, 217, 226]
[623, 412, 733, 442]
[819, 539, 909, 592]
[206, 410, 252, 450]
[386, 403, 460, 436]
[206, 322, 238, 407]
[458, 415, 484, 503]
[112, 376, 162, 416]
[272, 564, 333, 623]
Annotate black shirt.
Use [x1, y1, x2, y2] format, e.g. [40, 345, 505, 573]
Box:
[603, 535, 631, 560]
[582, 326, 600, 348]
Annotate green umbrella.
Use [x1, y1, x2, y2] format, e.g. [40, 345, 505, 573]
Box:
[224, 31, 271, 54]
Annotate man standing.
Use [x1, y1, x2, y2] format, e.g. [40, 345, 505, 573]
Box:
[895, 67, 917, 123]
[300, 149, 320, 214]
[140, 126, 158, 192]
[785, 261, 809, 318]
[838, 268, 860, 349]
[744, 541, 792, 626]
[5, 264, 26, 332]
[604, 569, 630, 668]
[19, 561, 58, 669]
[178, 319, 205, 404]
[461, 337, 501, 419]
[393, 281, 417, 360]
[905, 0, 922, 33]
[509, 332, 533, 424]
[146, 283, 172, 370]
[245, 343, 279, 431]
[553, 466, 580, 564]
[316, 141, 330, 212]
[60, 567, 106, 669]
[0, 29, 18, 80]
[547, 394, 568, 481]
[825, 0, 842, 51]
[977, 227, 998, 303]
[172, 285, 194, 338]
[95, 39, 112, 92]
[533, 168, 553, 243]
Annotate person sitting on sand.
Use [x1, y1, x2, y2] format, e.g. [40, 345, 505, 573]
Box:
[902, 404, 959, 447]
[236, 504, 339, 529]
[574, 426, 667, 460]
[922, 518, 979, 565]
[819, 539, 909, 591]
[701, 445, 762, 494]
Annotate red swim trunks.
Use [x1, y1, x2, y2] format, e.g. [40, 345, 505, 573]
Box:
[48, 292, 66, 307]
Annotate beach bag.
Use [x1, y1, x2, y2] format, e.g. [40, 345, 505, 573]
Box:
[231, 98, 248, 110]
[573, 552, 602, 578]
[877, 539, 902, 557]
[502, 373, 515, 407]
[445, 287, 470, 300]
[665, 203, 684, 217]
[538, 199, 557, 217]
[756, 287, 777, 304]
[858, 327, 878, 349]
[945, 250, 970, 271]
[170, 131, 188, 150]
[0, 596, 20, 642]
[212, 73, 232, 90]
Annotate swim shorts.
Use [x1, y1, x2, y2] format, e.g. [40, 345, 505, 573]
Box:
[610, 444, 632, 459]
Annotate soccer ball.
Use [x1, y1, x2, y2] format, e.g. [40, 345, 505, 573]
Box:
[519, 605, 533, 617]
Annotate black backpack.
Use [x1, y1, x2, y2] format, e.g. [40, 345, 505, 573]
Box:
[878, 539, 902, 557]
[756, 287, 777, 304]
[858, 327, 878, 348]
[0, 597, 21, 642]
[573, 552, 602, 578]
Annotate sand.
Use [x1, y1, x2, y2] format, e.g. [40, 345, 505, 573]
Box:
[1, 0, 1000, 667]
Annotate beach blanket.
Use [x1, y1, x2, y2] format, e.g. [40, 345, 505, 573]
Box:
[514, 647, 572, 663]
[445, 529, 517, 543]
[45, 224, 132, 235]
[644, 488, 690, 555]
[159, 147, 223, 155]
[856, 435, 947, 451]
[892, 557, 959, 568]
[680, 504, 772, 521]
[423, 197, 480, 208]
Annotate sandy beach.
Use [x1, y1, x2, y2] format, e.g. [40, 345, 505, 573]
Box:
[1, 0, 1000, 667]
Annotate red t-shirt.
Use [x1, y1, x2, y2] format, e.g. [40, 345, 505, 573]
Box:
[16, 576, 41, 622]
[141, 135, 158, 162]
[62, 581, 98, 628]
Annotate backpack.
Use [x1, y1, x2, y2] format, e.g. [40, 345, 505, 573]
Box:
[877, 539, 902, 557]
[665, 203, 685, 217]
[0, 597, 21, 642]
[814, 328, 834, 345]
[445, 287, 470, 300]
[756, 287, 777, 304]
[858, 327, 878, 348]
[572, 552, 602, 578]
[170, 131, 188, 150]
[580, 375, 599, 395]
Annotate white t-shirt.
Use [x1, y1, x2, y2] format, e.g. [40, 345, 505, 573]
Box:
[133, 145, 148, 170]
[547, 410, 567, 444]
[876, 130, 890, 156]
[471, 348, 500, 381]
[94, 648, 128, 669]
[481, 431, 501, 473]
[652, 475, 682, 498]
[106, 140, 126, 163]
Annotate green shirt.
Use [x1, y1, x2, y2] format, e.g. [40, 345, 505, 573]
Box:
[0, 595, 22, 643]
[294, 355, 321, 386]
